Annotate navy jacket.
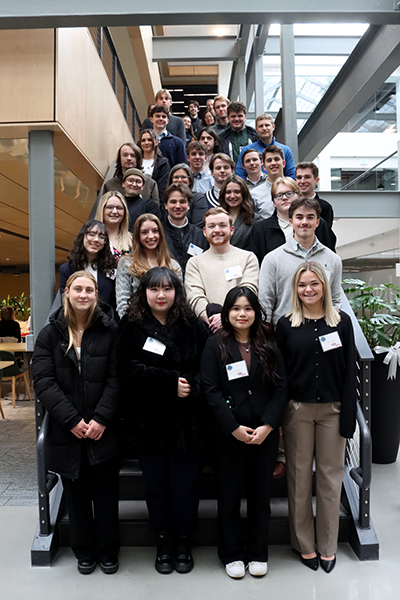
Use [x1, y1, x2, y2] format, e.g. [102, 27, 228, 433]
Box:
[59, 261, 116, 311]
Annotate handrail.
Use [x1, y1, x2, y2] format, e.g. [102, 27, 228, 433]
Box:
[37, 411, 49, 496]
[350, 403, 372, 491]
[340, 289, 374, 361]
[340, 150, 397, 191]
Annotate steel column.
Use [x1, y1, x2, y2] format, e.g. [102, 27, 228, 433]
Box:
[280, 24, 298, 162]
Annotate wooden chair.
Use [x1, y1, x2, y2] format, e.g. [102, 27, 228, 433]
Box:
[0, 350, 32, 408]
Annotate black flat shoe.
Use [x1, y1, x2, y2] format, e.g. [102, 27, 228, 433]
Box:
[301, 555, 319, 571]
[77, 559, 96, 575]
[156, 533, 174, 574]
[99, 557, 119, 574]
[320, 556, 336, 573]
[174, 536, 194, 573]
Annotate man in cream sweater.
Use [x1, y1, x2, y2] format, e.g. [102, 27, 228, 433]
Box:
[185, 207, 259, 333]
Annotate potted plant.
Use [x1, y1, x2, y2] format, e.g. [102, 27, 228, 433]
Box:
[1, 293, 31, 321]
[343, 278, 400, 463]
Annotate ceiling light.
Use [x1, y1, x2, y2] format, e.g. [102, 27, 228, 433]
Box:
[214, 27, 228, 37]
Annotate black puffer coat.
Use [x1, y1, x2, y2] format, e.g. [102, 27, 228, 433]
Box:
[117, 312, 209, 454]
[32, 306, 120, 479]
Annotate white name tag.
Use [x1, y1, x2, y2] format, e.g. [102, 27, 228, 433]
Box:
[187, 243, 204, 256]
[143, 337, 166, 355]
[226, 360, 249, 380]
[319, 332, 342, 352]
[225, 265, 242, 281]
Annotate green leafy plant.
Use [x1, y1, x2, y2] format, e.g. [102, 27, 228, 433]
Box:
[1, 292, 31, 321]
[342, 279, 400, 349]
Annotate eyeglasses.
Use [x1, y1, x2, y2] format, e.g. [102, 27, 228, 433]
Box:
[105, 205, 124, 213]
[172, 175, 190, 182]
[86, 231, 107, 242]
[125, 178, 143, 186]
[273, 190, 297, 201]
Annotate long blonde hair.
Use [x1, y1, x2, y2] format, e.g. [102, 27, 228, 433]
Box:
[95, 191, 132, 253]
[128, 214, 176, 278]
[62, 271, 98, 352]
[289, 261, 340, 327]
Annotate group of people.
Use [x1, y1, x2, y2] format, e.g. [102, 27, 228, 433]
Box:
[31, 89, 357, 581]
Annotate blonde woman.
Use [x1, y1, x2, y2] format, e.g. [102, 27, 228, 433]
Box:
[276, 261, 357, 574]
[95, 191, 132, 259]
[32, 271, 120, 575]
[115, 213, 181, 318]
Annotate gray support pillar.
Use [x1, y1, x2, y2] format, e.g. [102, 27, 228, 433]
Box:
[254, 53, 264, 117]
[238, 56, 246, 103]
[28, 130, 55, 341]
[280, 24, 298, 162]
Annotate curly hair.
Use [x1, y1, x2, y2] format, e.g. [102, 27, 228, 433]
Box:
[68, 220, 116, 275]
[219, 286, 279, 382]
[125, 267, 193, 325]
[219, 175, 255, 226]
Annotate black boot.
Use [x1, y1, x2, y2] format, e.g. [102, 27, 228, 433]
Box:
[155, 533, 174, 574]
[174, 536, 194, 573]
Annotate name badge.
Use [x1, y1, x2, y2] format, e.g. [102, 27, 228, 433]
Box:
[225, 265, 242, 281]
[143, 337, 166, 355]
[319, 332, 342, 352]
[226, 360, 249, 381]
[187, 243, 204, 257]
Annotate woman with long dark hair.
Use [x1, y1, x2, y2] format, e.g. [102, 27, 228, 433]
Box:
[138, 129, 171, 199]
[218, 175, 259, 250]
[32, 271, 120, 575]
[198, 127, 221, 172]
[115, 213, 181, 318]
[276, 261, 356, 573]
[201, 286, 287, 579]
[117, 267, 209, 574]
[59, 220, 117, 309]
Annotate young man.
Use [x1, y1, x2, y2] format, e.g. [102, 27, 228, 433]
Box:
[212, 95, 230, 135]
[162, 183, 209, 271]
[187, 141, 214, 194]
[258, 197, 342, 326]
[296, 161, 334, 228]
[121, 168, 161, 231]
[236, 113, 295, 180]
[219, 101, 258, 163]
[185, 207, 259, 332]
[241, 149, 274, 219]
[205, 153, 235, 208]
[141, 89, 186, 145]
[187, 100, 202, 136]
[150, 105, 187, 168]
[102, 143, 158, 201]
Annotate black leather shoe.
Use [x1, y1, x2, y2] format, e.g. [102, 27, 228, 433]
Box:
[301, 555, 319, 571]
[174, 536, 194, 573]
[156, 534, 174, 574]
[320, 556, 336, 573]
[99, 557, 119, 574]
[77, 559, 96, 575]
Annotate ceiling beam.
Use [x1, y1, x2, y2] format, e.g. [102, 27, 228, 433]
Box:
[298, 25, 400, 161]
[0, 1, 400, 28]
[264, 35, 362, 55]
[153, 36, 238, 62]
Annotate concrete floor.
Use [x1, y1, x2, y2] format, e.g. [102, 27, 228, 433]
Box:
[1, 396, 399, 600]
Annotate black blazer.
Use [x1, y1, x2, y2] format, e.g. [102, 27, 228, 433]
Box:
[201, 335, 287, 437]
[59, 261, 116, 311]
[152, 154, 171, 200]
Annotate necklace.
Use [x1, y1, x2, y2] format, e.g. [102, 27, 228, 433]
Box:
[237, 340, 250, 353]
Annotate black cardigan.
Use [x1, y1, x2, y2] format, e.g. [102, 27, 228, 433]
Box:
[275, 311, 357, 438]
[201, 335, 287, 437]
[162, 216, 209, 271]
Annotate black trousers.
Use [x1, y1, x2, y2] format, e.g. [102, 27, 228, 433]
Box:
[61, 452, 120, 561]
[138, 450, 199, 537]
[213, 429, 279, 565]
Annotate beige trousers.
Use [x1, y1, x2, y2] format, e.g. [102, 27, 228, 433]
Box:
[283, 401, 346, 557]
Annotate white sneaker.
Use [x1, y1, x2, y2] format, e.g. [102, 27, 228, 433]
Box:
[248, 561, 268, 576]
[225, 561, 245, 578]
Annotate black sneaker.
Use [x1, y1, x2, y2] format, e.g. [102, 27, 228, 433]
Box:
[77, 559, 96, 575]
[99, 556, 119, 574]
[155, 534, 174, 574]
[174, 536, 193, 573]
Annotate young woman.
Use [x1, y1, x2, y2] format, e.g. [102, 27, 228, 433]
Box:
[276, 261, 357, 574]
[95, 191, 132, 259]
[59, 220, 117, 310]
[32, 271, 120, 575]
[167, 164, 209, 228]
[201, 286, 287, 579]
[183, 115, 196, 149]
[117, 267, 209, 574]
[218, 175, 259, 250]
[0, 305, 21, 342]
[115, 213, 181, 318]
[201, 110, 216, 128]
[138, 129, 171, 199]
[198, 128, 221, 172]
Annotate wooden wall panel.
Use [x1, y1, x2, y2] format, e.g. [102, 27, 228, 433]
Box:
[0, 30, 54, 123]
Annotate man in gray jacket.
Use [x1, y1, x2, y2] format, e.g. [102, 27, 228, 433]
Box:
[259, 197, 342, 326]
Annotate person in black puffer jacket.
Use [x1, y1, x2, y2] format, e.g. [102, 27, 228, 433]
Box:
[32, 270, 120, 576]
